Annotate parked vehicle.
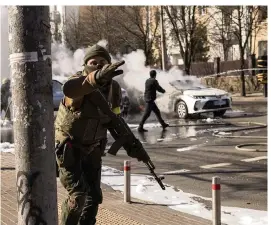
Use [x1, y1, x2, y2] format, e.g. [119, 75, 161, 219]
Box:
[53, 80, 64, 110]
[155, 80, 232, 119]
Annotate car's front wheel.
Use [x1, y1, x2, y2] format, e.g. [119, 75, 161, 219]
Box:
[213, 110, 227, 117]
[176, 101, 189, 119]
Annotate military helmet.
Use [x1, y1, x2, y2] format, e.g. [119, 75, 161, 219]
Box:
[83, 44, 111, 65]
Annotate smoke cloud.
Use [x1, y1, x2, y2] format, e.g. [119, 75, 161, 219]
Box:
[50, 40, 204, 114]
[51, 40, 202, 94]
[51, 42, 85, 83]
[1, 5, 203, 114]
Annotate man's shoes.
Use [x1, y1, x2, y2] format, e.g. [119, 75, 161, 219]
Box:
[138, 126, 148, 132]
[162, 123, 169, 130]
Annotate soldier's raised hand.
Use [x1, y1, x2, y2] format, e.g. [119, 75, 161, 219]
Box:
[94, 60, 125, 85]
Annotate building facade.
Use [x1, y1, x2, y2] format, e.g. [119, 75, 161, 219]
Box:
[162, 6, 268, 66]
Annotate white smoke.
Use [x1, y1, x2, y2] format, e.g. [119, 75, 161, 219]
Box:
[51, 42, 85, 83]
[1, 4, 203, 113]
[51, 39, 108, 83]
[50, 42, 204, 114]
[120, 49, 202, 94]
[50, 41, 203, 98]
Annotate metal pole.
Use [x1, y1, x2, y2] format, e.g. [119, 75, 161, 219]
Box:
[124, 160, 131, 203]
[212, 177, 221, 225]
[264, 83, 268, 97]
[160, 6, 167, 71]
[8, 6, 58, 224]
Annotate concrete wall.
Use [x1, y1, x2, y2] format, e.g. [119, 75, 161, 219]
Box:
[201, 75, 263, 93]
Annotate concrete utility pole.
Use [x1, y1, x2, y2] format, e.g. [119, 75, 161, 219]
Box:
[160, 6, 167, 71]
[8, 6, 58, 225]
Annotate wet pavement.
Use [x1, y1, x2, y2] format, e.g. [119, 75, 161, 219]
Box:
[104, 100, 267, 211]
[1, 98, 267, 211]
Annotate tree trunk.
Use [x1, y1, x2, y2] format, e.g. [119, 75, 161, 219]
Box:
[240, 49, 246, 96]
[184, 51, 190, 75]
[8, 6, 58, 225]
[160, 6, 167, 71]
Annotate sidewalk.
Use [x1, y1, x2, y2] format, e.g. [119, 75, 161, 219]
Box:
[1, 152, 211, 225]
[231, 92, 267, 102]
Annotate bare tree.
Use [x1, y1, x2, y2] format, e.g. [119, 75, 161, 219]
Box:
[164, 6, 210, 74]
[208, 6, 236, 61]
[78, 7, 113, 49]
[112, 6, 160, 65]
[220, 6, 260, 96]
[78, 6, 159, 64]
[62, 6, 160, 65]
[63, 7, 83, 50]
[71, 6, 135, 55]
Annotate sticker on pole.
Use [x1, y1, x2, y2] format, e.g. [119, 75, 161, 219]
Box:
[9, 52, 38, 64]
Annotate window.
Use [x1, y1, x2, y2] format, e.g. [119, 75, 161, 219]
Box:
[258, 6, 267, 23]
[258, 41, 267, 56]
[198, 6, 207, 15]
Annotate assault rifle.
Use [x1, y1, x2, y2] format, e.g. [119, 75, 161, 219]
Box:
[91, 90, 166, 190]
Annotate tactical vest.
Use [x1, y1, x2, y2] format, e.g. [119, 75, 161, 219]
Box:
[55, 74, 120, 146]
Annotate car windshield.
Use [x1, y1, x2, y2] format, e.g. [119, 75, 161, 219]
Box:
[170, 80, 206, 91]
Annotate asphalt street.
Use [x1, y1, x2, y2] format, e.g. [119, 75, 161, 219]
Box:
[103, 98, 268, 211]
[1, 96, 268, 211]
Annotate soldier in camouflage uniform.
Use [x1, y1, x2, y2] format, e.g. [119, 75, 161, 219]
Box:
[54, 44, 127, 225]
[1, 78, 11, 120]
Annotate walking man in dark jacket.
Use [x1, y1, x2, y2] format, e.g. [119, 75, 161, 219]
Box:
[138, 70, 169, 132]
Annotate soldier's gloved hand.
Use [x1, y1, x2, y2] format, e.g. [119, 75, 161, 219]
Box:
[94, 60, 125, 86]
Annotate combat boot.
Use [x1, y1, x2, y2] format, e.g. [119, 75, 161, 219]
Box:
[162, 123, 169, 130]
[137, 126, 148, 132]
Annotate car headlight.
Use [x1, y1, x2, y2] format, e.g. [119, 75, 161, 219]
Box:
[189, 95, 206, 99]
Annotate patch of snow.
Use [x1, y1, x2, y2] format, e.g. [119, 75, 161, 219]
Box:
[1, 141, 267, 225]
[127, 123, 162, 129]
[177, 144, 205, 152]
[101, 165, 267, 225]
[136, 184, 148, 193]
[217, 131, 232, 135]
[0, 142, 15, 154]
[205, 118, 215, 123]
[190, 138, 197, 141]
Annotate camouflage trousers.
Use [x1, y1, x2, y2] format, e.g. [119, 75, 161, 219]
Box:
[56, 141, 104, 225]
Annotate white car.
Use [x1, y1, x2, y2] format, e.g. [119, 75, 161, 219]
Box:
[156, 80, 232, 119]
